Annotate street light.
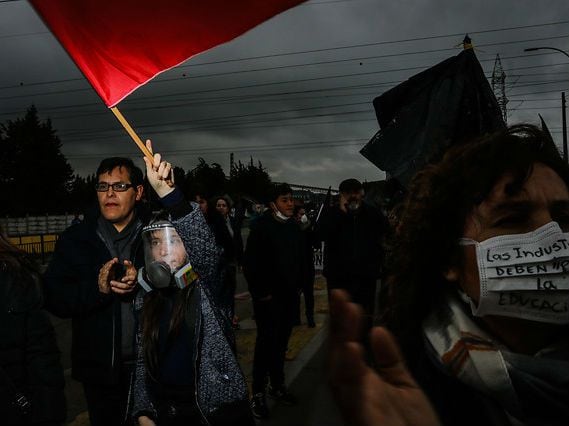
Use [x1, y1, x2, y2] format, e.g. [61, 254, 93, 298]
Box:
[523, 46, 569, 59]
[524, 46, 569, 163]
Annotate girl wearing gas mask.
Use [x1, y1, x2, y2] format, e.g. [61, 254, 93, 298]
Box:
[329, 125, 569, 426]
[132, 141, 254, 426]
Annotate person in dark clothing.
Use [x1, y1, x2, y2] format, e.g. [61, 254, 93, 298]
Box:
[292, 205, 316, 328]
[214, 195, 244, 328]
[71, 213, 82, 226]
[132, 144, 253, 426]
[243, 183, 307, 419]
[186, 188, 240, 331]
[0, 228, 66, 426]
[329, 125, 569, 426]
[316, 178, 387, 325]
[44, 157, 144, 426]
[186, 184, 210, 217]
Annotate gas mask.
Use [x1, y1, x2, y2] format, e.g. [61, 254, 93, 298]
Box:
[138, 221, 198, 292]
[459, 221, 569, 324]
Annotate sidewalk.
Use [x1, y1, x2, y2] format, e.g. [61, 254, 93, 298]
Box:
[64, 274, 331, 426]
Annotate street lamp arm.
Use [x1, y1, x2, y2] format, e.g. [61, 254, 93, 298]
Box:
[523, 46, 569, 59]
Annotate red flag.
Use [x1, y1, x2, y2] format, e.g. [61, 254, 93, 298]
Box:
[30, 0, 307, 107]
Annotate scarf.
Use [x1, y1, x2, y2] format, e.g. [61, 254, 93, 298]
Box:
[97, 214, 142, 360]
[97, 214, 142, 262]
[423, 293, 569, 425]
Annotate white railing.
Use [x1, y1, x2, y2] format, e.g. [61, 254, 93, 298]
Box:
[0, 214, 76, 237]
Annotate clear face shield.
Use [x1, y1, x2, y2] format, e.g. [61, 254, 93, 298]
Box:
[138, 221, 197, 292]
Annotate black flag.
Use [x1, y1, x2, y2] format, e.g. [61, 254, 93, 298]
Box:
[360, 46, 505, 186]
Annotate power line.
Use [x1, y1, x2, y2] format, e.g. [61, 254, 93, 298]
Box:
[65, 137, 370, 160]
[3, 72, 565, 127]
[504, 62, 569, 73]
[506, 79, 569, 90]
[1, 22, 566, 137]
[2, 33, 567, 92]
[61, 109, 377, 141]
[507, 88, 569, 97]
[0, 30, 49, 40]
[178, 20, 569, 67]
[1, 49, 560, 103]
[60, 101, 373, 136]
[507, 98, 560, 102]
[0, 88, 380, 119]
[2, 62, 566, 119]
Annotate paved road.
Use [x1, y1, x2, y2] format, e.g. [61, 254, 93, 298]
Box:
[258, 328, 345, 426]
[51, 272, 339, 425]
[48, 225, 335, 425]
[50, 268, 256, 423]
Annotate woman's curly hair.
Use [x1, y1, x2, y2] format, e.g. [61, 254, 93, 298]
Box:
[381, 124, 569, 346]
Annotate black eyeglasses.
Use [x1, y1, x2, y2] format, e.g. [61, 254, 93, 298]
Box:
[95, 182, 136, 192]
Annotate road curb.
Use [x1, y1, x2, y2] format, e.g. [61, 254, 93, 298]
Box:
[284, 317, 328, 388]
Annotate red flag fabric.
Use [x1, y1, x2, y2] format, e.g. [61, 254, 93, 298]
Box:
[30, 0, 307, 107]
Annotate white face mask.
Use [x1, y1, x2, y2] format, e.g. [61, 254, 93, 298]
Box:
[459, 221, 569, 324]
[274, 210, 289, 221]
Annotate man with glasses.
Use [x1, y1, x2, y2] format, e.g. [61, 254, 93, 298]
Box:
[45, 157, 150, 426]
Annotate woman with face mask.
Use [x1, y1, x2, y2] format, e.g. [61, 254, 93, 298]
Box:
[132, 141, 254, 426]
[329, 125, 569, 426]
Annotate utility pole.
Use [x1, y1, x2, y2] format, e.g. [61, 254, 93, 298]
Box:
[491, 54, 508, 123]
[563, 92, 567, 164]
[524, 47, 569, 163]
[229, 152, 235, 179]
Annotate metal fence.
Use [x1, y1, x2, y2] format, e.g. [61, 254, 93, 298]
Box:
[8, 234, 59, 264]
[0, 215, 74, 264]
[0, 214, 74, 236]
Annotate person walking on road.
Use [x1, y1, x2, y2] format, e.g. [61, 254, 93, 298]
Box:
[243, 183, 308, 419]
[316, 178, 387, 328]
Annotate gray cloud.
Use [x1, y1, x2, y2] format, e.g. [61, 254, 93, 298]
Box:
[1, 0, 568, 187]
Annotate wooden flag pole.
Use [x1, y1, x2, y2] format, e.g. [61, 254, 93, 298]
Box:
[110, 106, 154, 161]
[110, 106, 175, 186]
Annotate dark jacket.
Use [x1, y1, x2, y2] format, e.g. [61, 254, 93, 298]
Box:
[207, 211, 244, 266]
[226, 215, 244, 266]
[299, 221, 316, 290]
[316, 202, 387, 281]
[0, 265, 66, 425]
[43, 208, 146, 384]
[243, 211, 307, 300]
[132, 200, 252, 425]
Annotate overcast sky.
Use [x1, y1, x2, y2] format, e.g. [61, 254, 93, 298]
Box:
[1, 0, 568, 188]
